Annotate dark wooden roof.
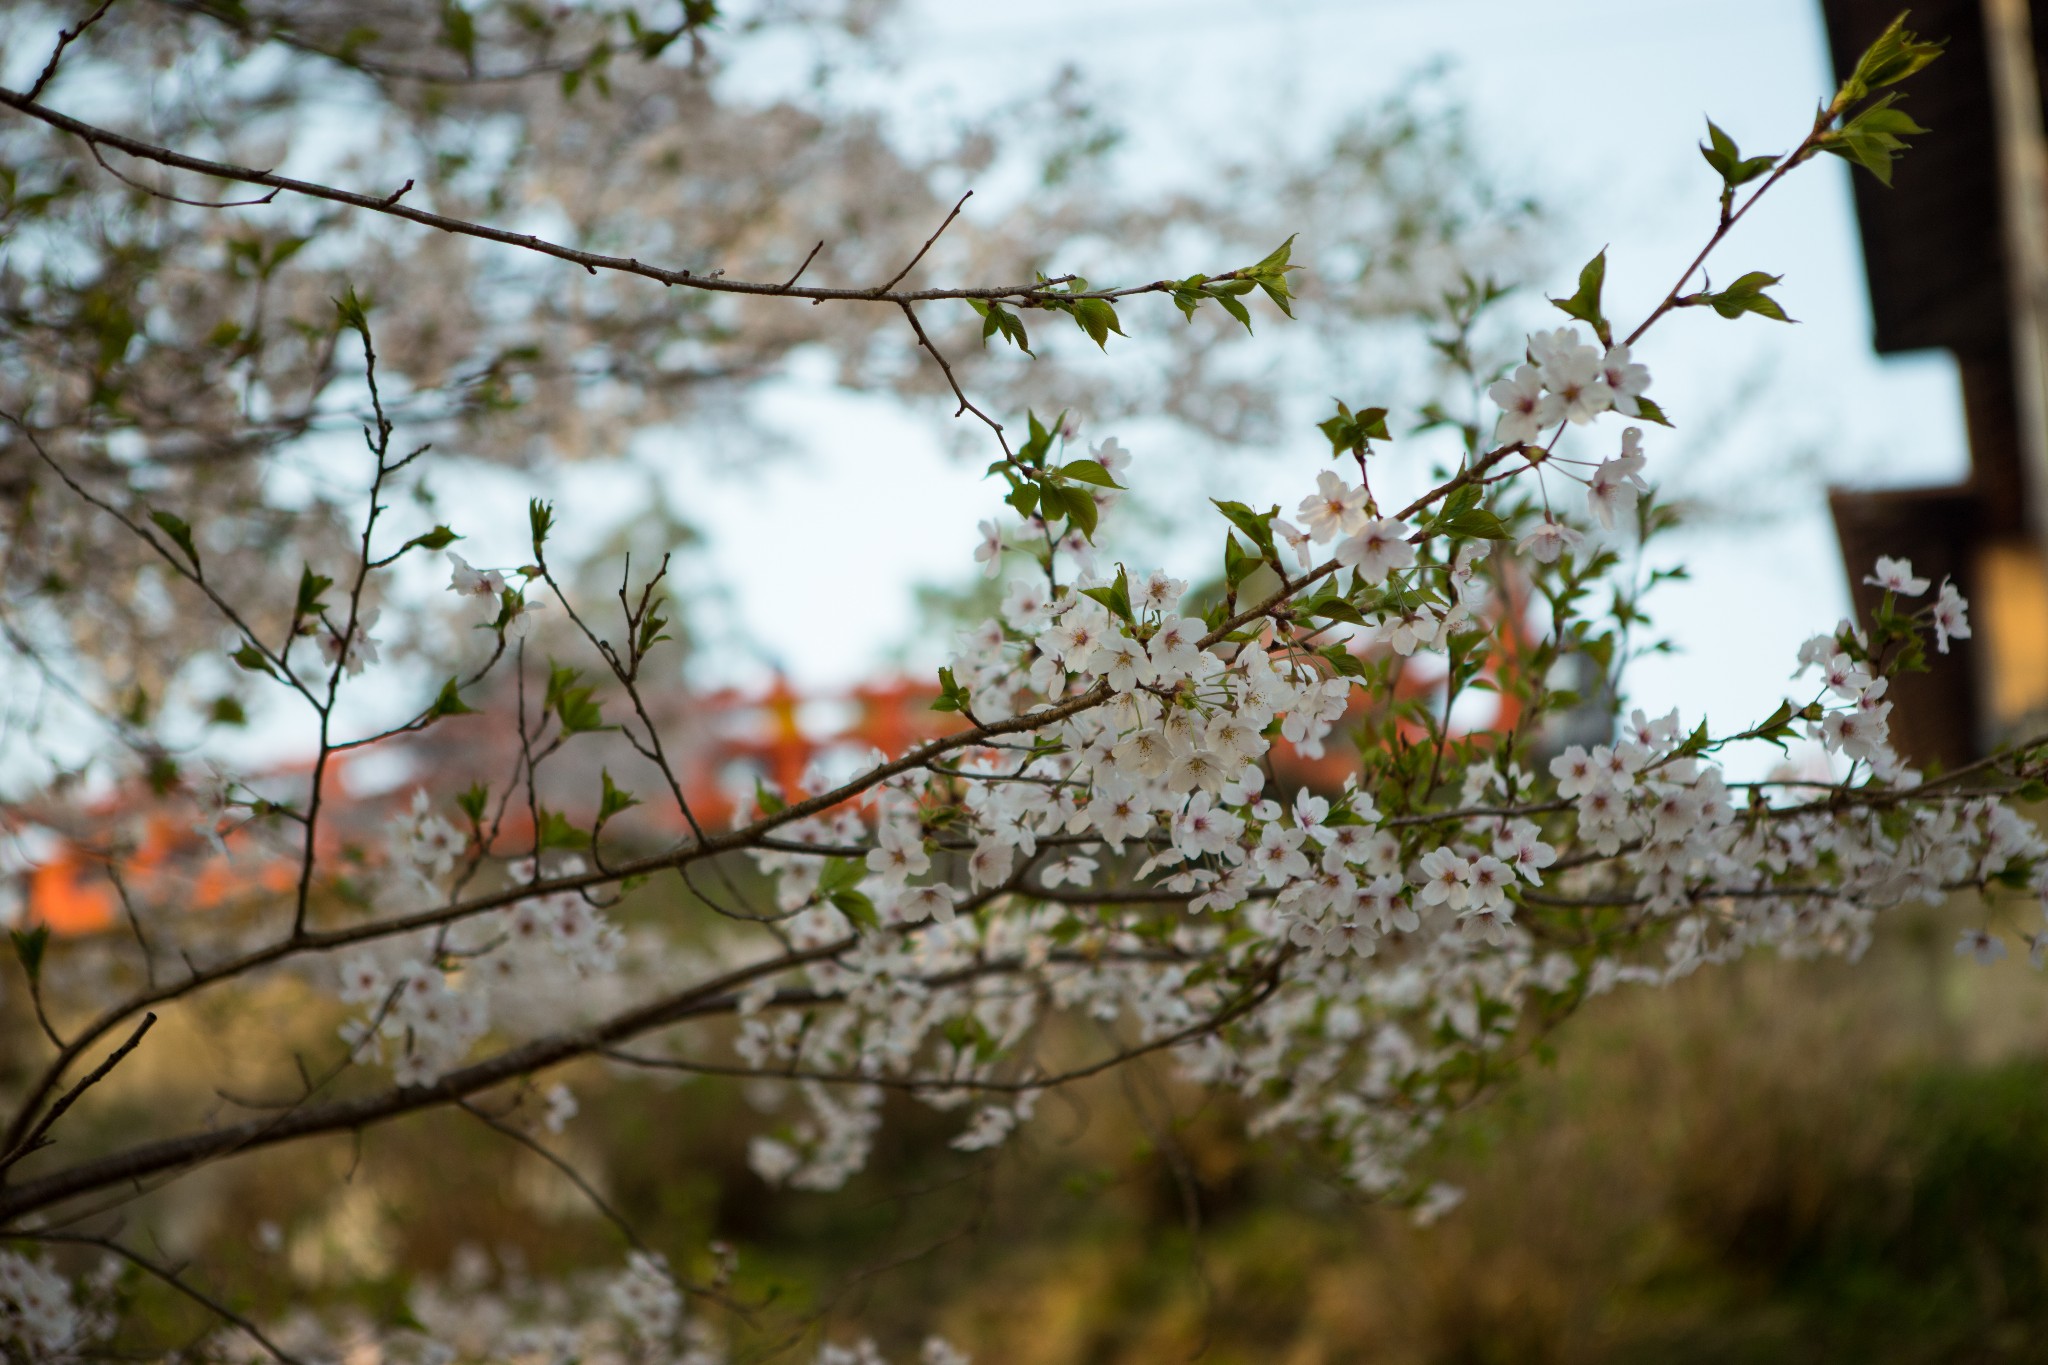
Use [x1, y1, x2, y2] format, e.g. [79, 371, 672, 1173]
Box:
[1819, 0, 2039, 358]
[1817, 1, 2047, 764]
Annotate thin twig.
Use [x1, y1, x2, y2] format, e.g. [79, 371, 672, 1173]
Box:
[0, 1012, 155, 1172]
[24, 0, 118, 102]
[777, 239, 824, 292]
[0, 88, 1156, 308]
[86, 138, 279, 208]
[875, 190, 972, 294]
[898, 299, 1012, 456]
[453, 1097, 649, 1253]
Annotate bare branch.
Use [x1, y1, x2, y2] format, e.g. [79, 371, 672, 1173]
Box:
[85, 138, 280, 208]
[875, 190, 972, 293]
[898, 300, 1012, 455]
[454, 1097, 651, 1252]
[0, 88, 1190, 309]
[0, 1012, 155, 1172]
[24, 0, 118, 102]
[777, 239, 825, 292]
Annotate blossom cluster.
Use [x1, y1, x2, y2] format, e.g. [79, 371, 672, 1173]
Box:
[275, 326, 2032, 1236]
[338, 852, 625, 1085]
[0, 1250, 81, 1359]
[1489, 327, 1652, 443]
[682, 388, 2027, 1214]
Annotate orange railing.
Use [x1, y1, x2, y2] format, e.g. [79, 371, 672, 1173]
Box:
[19, 589, 1534, 937]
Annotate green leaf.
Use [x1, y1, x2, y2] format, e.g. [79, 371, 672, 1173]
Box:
[1223, 533, 1255, 588]
[296, 565, 333, 618]
[831, 889, 879, 932]
[1838, 12, 1945, 107]
[208, 696, 247, 727]
[146, 756, 179, 796]
[1018, 410, 1059, 467]
[599, 769, 640, 821]
[1212, 290, 1253, 332]
[1071, 297, 1125, 349]
[1677, 719, 1712, 757]
[11, 923, 50, 985]
[1821, 94, 1930, 186]
[457, 783, 489, 823]
[1547, 248, 1611, 347]
[1433, 508, 1512, 541]
[1058, 459, 1122, 489]
[332, 285, 372, 340]
[1701, 271, 1794, 323]
[1253, 233, 1298, 274]
[1080, 566, 1136, 625]
[428, 677, 475, 718]
[231, 643, 275, 677]
[1581, 632, 1617, 676]
[1211, 499, 1278, 558]
[149, 509, 199, 571]
[1307, 596, 1367, 626]
[551, 677, 608, 734]
[401, 525, 461, 555]
[1319, 643, 1367, 678]
[1438, 482, 1482, 521]
[1246, 233, 1301, 318]
[1751, 699, 1799, 752]
[529, 498, 554, 555]
[1698, 119, 1777, 190]
[544, 662, 608, 733]
[637, 607, 672, 656]
[438, 0, 478, 66]
[969, 298, 1033, 354]
[1059, 483, 1099, 541]
[1633, 395, 1674, 427]
[818, 857, 865, 898]
[535, 808, 586, 851]
[1169, 274, 1211, 322]
[1318, 400, 1391, 458]
[932, 665, 970, 713]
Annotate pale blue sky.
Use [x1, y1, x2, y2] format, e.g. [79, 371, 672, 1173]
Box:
[665, 0, 1971, 753]
[32, 0, 1955, 777]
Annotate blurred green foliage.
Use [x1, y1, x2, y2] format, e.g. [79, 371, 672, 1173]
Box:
[27, 888, 2048, 1362]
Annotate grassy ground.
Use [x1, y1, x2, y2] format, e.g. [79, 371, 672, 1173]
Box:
[13, 893, 2048, 1362]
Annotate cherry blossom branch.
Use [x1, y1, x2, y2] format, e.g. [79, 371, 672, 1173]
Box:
[1622, 86, 1875, 348]
[2, 868, 1178, 1223]
[0, 88, 1227, 310]
[0, 437, 1725, 1157]
[602, 950, 1287, 1095]
[2, 415, 317, 704]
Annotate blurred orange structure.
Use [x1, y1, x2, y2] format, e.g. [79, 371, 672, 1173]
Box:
[23, 812, 301, 937]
